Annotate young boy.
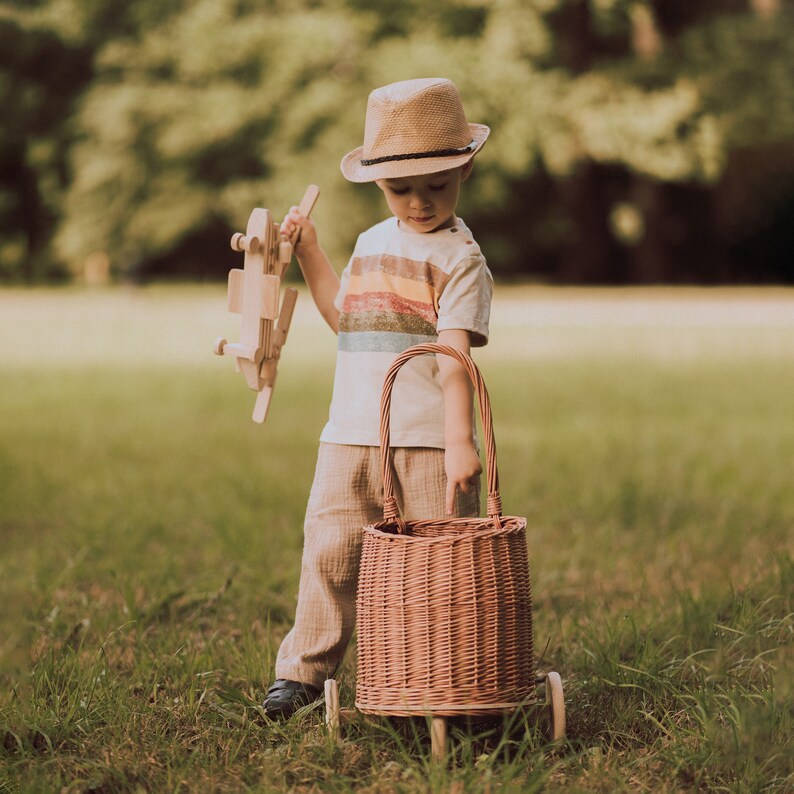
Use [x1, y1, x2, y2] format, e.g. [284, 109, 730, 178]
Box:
[264, 77, 493, 718]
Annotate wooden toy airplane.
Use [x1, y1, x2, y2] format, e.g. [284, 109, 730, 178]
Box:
[213, 185, 319, 424]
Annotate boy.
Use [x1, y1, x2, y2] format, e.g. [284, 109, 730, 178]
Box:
[264, 77, 493, 718]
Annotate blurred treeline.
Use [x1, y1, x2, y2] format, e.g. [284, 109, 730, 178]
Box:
[1, 0, 792, 284]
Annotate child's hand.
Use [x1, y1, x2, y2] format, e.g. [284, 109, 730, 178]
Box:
[444, 441, 482, 515]
[280, 206, 319, 253]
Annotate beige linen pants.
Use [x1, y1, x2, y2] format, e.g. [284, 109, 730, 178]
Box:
[275, 442, 480, 688]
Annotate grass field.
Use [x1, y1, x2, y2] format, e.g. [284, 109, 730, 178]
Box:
[1, 285, 792, 792]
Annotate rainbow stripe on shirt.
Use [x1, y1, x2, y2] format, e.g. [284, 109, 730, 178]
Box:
[338, 253, 450, 353]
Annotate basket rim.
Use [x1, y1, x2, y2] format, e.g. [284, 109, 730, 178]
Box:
[363, 514, 527, 543]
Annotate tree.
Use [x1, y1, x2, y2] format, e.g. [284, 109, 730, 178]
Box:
[2, 0, 793, 282]
[0, 7, 91, 280]
[0, 0, 177, 280]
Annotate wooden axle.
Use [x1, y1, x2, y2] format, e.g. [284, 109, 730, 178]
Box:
[324, 673, 566, 755]
[230, 233, 260, 254]
[215, 341, 264, 364]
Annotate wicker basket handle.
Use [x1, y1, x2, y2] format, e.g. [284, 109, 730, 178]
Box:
[379, 342, 503, 529]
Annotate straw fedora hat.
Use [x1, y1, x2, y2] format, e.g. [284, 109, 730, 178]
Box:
[340, 78, 490, 183]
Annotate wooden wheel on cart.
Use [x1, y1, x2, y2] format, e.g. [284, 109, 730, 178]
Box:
[545, 671, 566, 742]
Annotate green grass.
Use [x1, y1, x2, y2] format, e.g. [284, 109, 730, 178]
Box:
[1, 285, 792, 792]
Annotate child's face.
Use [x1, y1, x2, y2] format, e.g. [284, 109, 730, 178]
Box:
[375, 162, 472, 234]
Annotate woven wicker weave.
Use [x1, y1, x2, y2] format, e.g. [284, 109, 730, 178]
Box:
[355, 343, 535, 717]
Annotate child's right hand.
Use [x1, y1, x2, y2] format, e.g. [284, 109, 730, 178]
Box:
[281, 206, 319, 253]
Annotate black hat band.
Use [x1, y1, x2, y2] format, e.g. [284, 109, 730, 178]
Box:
[361, 139, 477, 167]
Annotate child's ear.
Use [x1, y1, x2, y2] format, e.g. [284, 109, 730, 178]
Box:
[461, 159, 474, 182]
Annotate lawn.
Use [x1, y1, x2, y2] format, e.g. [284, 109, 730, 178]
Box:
[1, 284, 792, 792]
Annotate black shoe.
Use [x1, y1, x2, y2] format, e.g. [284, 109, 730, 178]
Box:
[262, 679, 322, 720]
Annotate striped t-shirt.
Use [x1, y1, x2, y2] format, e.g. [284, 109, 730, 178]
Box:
[320, 216, 493, 448]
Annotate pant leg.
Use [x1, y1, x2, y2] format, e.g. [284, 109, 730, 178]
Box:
[275, 443, 382, 688]
[275, 444, 480, 688]
[391, 447, 481, 520]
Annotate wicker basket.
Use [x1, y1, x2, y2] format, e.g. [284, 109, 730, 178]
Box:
[355, 343, 535, 717]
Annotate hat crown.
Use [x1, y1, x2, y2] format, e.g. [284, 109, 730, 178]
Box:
[363, 78, 473, 163]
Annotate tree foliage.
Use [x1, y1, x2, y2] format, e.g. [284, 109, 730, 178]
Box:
[0, 10, 89, 279]
[1, 0, 793, 282]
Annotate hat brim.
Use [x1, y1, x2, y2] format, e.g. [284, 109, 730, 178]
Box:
[340, 123, 490, 183]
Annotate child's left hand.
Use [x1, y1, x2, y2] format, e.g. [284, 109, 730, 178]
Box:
[445, 441, 482, 515]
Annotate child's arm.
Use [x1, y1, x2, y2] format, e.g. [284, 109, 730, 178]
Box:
[437, 328, 482, 515]
[281, 207, 340, 333]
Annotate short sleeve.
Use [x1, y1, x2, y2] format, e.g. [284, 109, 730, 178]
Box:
[436, 254, 493, 347]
